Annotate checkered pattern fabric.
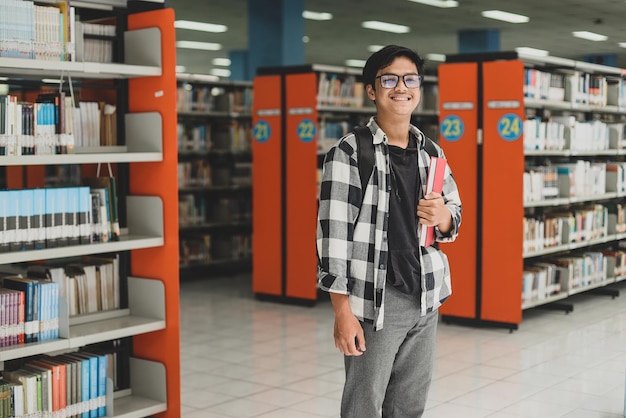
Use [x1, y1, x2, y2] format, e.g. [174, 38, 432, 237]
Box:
[317, 117, 462, 330]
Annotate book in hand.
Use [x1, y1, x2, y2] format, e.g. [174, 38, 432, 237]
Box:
[419, 156, 447, 247]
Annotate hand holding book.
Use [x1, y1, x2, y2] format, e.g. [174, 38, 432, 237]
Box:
[418, 156, 448, 247]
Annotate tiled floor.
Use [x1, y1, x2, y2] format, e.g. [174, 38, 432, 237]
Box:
[180, 275, 626, 417]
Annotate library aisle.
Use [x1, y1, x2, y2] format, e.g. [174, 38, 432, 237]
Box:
[179, 275, 626, 418]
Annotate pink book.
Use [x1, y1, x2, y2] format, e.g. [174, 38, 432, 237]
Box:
[420, 156, 447, 247]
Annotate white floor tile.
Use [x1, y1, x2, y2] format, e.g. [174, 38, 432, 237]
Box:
[424, 402, 495, 418]
[179, 275, 626, 418]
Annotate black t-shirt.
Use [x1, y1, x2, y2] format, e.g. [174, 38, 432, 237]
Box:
[387, 134, 422, 298]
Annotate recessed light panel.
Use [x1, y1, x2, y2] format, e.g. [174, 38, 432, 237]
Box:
[174, 20, 227, 33]
[361, 21, 410, 34]
[303, 11, 333, 21]
[572, 31, 608, 41]
[481, 10, 530, 23]
[176, 41, 222, 51]
[407, 0, 458, 8]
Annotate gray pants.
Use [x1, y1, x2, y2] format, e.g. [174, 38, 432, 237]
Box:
[341, 284, 439, 418]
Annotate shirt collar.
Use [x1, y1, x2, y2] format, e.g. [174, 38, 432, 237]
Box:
[366, 116, 426, 147]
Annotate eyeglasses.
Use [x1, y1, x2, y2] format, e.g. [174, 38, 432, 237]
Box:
[375, 73, 423, 89]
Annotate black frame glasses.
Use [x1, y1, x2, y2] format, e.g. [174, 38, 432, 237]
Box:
[375, 73, 423, 89]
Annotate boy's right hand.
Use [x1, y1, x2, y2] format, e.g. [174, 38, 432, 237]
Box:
[334, 311, 366, 356]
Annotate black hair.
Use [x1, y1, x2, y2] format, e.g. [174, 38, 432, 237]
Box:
[362, 45, 425, 89]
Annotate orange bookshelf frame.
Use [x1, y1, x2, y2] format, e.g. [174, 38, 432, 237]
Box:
[252, 68, 319, 303]
[438, 54, 525, 329]
[128, 8, 180, 417]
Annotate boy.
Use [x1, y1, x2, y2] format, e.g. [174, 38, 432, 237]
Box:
[316, 45, 462, 417]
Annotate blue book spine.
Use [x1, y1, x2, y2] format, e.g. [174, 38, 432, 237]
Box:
[18, 189, 32, 250]
[78, 187, 91, 244]
[80, 358, 90, 418]
[88, 356, 98, 418]
[52, 282, 59, 339]
[56, 187, 68, 246]
[6, 190, 19, 251]
[33, 188, 46, 249]
[45, 187, 56, 248]
[95, 354, 106, 417]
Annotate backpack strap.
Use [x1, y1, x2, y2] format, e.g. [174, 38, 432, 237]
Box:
[353, 126, 375, 200]
[353, 127, 438, 204]
[422, 136, 438, 158]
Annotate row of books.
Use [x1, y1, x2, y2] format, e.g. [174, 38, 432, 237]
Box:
[0, 93, 117, 155]
[0, 181, 120, 253]
[524, 119, 624, 152]
[29, 255, 120, 317]
[523, 250, 614, 305]
[1, 350, 109, 417]
[0, 276, 59, 346]
[524, 68, 566, 102]
[179, 195, 252, 228]
[0, 0, 74, 61]
[524, 204, 610, 254]
[81, 22, 116, 64]
[0, 255, 119, 348]
[177, 120, 252, 153]
[523, 160, 620, 203]
[176, 84, 253, 114]
[524, 68, 626, 107]
[178, 160, 211, 188]
[177, 122, 210, 152]
[0, 0, 120, 64]
[317, 73, 366, 108]
[180, 234, 251, 265]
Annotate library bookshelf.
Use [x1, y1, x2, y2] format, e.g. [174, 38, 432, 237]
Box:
[176, 74, 253, 278]
[437, 51, 626, 330]
[0, 3, 179, 417]
[252, 64, 439, 303]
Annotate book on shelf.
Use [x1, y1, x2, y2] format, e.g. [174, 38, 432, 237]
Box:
[28, 358, 67, 415]
[2, 369, 38, 416]
[83, 177, 120, 242]
[58, 352, 92, 418]
[22, 363, 52, 414]
[84, 254, 119, 311]
[1, 276, 40, 344]
[419, 156, 446, 247]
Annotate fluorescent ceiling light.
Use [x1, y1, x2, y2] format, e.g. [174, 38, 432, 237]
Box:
[368, 45, 385, 52]
[426, 53, 446, 62]
[303, 10, 333, 20]
[175, 65, 186, 72]
[42, 79, 62, 83]
[572, 31, 608, 41]
[619, 42, 626, 48]
[407, 0, 458, 8]
[176, 41, 222, 51]
[481, 10, 529, 23]
[362, 20, 410, 34]
[174, 20, 227, 33]
[0, 77, 8, 81]
[345, 59, 367, 68]
[211, 68, 231, 77]
[212, 58, 231, 66]
[515, 47, 549, 56]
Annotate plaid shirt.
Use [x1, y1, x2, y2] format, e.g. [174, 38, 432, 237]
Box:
[317, 117, 462, 330]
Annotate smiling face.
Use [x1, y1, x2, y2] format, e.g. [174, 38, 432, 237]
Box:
[366, 56, 422, 119]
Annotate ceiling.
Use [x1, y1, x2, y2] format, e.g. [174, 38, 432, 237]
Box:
[168, 0, 626, 77]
